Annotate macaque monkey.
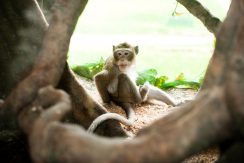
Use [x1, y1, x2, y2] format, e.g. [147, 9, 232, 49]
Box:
[88, 42, 176, 133]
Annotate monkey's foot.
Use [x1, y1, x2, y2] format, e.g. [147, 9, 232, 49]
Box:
[139, 82, 150, 101]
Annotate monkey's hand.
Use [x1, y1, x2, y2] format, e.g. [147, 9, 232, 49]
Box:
[102, 101, 115, 108]
[107, 78, 118, 96]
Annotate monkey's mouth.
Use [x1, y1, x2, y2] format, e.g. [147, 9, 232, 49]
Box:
[118, 63, 128, 69]
[118, 64, 129, 72]
[119, 64, 127, 67]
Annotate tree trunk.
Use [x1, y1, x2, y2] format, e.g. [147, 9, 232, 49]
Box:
[58, 63, 128, 137]
[1, 0, 244, 162]
[0, 0, 127, 162]
[0, 0, 47, 99]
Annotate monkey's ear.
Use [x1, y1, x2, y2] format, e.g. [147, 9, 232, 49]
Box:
[134, 46, 139, 54]
[113, 45, 116, 52]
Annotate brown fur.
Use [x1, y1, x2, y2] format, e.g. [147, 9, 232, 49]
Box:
[90, 42, 176, 132]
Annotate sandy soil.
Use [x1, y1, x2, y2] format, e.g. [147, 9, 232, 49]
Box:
[78, 76, 219, 163]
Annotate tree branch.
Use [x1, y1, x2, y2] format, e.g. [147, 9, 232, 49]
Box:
[59, 64, 128, 137]
[22, 0, 244, 162]
[177, 0, 222, 35]
[0, 0, 88, 126]
[25, 88, 232, 162]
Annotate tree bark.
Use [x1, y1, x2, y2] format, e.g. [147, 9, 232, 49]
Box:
[1, 0, 244, 162]
[16, 0, 244, 162]
[177, 0, 222, 35]
[0, 0, 47, 99]
[58, 63, 128, 137]
[0, 0, 127, 135]
[0, 0, 127, 162]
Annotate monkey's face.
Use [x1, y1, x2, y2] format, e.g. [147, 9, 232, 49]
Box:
[113, 49, 135, 72]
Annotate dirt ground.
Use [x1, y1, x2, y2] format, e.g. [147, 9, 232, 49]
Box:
[78, 76, 219, 163]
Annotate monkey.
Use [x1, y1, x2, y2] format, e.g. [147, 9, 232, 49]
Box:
[88, 42, 177, 133]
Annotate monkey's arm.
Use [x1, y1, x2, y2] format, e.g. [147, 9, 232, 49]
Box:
[94, 71, 111, 103]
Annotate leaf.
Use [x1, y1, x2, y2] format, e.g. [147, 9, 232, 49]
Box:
[72, 58, 105, 80]
[171, 2, 184, 16]
[72, 65, 92, 79]
[72, 58, 201, 90]
[136, 69, 158, 85]
[160, 80, 200, 90]
[175, 73, 185, 81]
[155, 75, 168, 87]
[174, 11, 184, 16]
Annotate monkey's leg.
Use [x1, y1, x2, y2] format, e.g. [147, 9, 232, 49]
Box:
[139, 82, 150, 101]
[147, 85, 177, 106]
[117, 73, 142, 103]
[116, 102, 135, 121]
[94, 71, 111, 103]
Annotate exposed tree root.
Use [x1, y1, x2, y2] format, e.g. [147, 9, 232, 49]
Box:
[1, 0, 244, 162]
[19, 86, 231, 163]
[0, 0, 87, 127]
[18, 0, 244, 162]
[0, 0, 128, 138]
[58, 64, 128, 137]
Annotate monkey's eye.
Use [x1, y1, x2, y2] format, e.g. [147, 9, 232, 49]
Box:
[117, 52, 122, 56]
[124, 52, 129, 56]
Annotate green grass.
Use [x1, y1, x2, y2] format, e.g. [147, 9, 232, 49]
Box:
[68, 0, 228, 81]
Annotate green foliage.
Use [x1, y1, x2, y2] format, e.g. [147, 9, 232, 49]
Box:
[136, 69, 158, 85]
[136, 70, 201, 90]
[72, 59, 201, 90]
[72, 58, 105, 80]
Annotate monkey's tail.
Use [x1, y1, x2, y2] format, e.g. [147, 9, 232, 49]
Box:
[87, 113, 134, 133]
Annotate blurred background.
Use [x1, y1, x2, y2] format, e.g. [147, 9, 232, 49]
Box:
[68, 0, 229, 81]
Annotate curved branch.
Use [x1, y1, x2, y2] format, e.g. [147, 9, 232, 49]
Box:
[225, 0, 244, 134]
[0, 0, 48, 98]
[1, 0, 127, 137]
[201, 0, 240, 90]
[59, 64, 128, 137]
[0, 0, 88, 122]
[18, 86, 71, 134]
[177, 0, 222, 35]
[26, 87, 232, 163]
[59, 64, 107, 128]
[17, 0, 244, 162]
